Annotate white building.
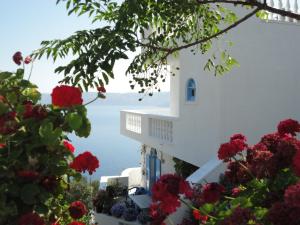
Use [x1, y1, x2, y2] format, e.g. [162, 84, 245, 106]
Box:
[98, 2, 300, 224]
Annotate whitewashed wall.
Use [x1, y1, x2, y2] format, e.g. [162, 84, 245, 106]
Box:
[121, 8, 300, 168]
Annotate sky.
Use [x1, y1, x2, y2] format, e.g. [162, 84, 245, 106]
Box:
[0, 0, 169, 93]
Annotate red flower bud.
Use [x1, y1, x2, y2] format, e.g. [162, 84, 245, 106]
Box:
[24, 56, 32, 64]
[97, 86, 106, 93]
[13, 51, 23, 65]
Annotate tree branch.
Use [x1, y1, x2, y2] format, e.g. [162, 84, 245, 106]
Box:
[169, 8, 260, 53]
[137, 8, 259, 55]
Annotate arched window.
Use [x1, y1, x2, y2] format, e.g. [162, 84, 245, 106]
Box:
[186, 78, 196, 102]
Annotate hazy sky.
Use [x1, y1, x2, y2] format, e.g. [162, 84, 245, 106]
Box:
[0, 1, 169, 93]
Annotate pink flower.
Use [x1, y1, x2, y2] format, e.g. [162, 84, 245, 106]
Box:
[24, 56, 32, 64]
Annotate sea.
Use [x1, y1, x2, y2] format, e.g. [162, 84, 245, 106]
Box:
[42, 93, 169, 181]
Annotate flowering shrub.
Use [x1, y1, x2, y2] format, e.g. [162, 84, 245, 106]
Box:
[0, 53, 101, 225]
[151, 119, 300, 225]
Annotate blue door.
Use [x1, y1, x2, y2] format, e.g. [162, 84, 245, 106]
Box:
[146, 149, 161, 193]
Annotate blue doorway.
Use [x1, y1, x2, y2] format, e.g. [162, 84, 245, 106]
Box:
[146, 148, 161, 193]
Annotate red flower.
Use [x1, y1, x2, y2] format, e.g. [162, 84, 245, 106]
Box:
[277, 119, 300, 136]
[267, 202, 300, 225]
[69, 201, 88, 219]
[230, 133, 247, 142]
[193, 209, 201, 220]
[23, 102, 47, 120]
[293, 150, 300, 176]
[149, 202, 167, 225]
[68, 222, 86, 225]
[24, 56, 32, 64]
[97, 86, 106, 93]
[249, 149, 275, 178]
[13, 51, 23, 65]
[63, 140, 75, 153]
[70, 151, 99, 175]
[231, 187, 241, 197]
[18, 212, 45, 225]
[202, 182, 225, 203]
[152, 174, 192, 202]
[284, 183, 300, 208]
[225, 161, 252, 185]
[0, 111, 18, 135]
[51, 85, 83, 108]
[17, 170, 39, 181]
[0, 143, 5, 148]
[193, 209, 208, 223]
[218, 138, 247, 161]
[151, 174, 191, 215]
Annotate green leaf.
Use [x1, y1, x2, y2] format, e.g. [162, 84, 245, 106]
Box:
[201, 203, 214, 214]
[66, 112, 83, 130]
[0, 71, 12, 80]
[22, 88, 41, 103]
[15, 69, 24, 79]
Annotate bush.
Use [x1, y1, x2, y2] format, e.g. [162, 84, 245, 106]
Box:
[0, 54, 100, 225]
[150, 119, 300, 225]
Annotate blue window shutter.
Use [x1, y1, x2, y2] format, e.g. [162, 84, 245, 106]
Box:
[187, 79, 196, 101]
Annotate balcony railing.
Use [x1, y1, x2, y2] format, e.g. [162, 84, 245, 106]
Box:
[121, 110, 175, 145]
[125, 113, 141, 134]
[149, 118, 173, 143]
[267, 0, 299, 23]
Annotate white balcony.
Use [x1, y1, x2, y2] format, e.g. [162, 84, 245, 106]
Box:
[120, 108, 178, 147]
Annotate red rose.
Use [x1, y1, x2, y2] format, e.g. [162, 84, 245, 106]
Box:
[51, 85, 83, 108]
[97, 86, 106, 93]
[277, 119, 300, 136]
[70, 151, 99, 175]
[63, 140, 75, 153]
[17, 170, 39, 181]
[18, 212, 45, 225]
[13, 51, 23, 65]
[24, 56, 32, 64]
[202, 182, 225, 203]
[69, 201, 88, 219]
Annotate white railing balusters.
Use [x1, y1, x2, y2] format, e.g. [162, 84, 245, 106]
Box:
[149, 118, 173, 143]
[266, 0, 299, 23]
[126, 113, 142, 134]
